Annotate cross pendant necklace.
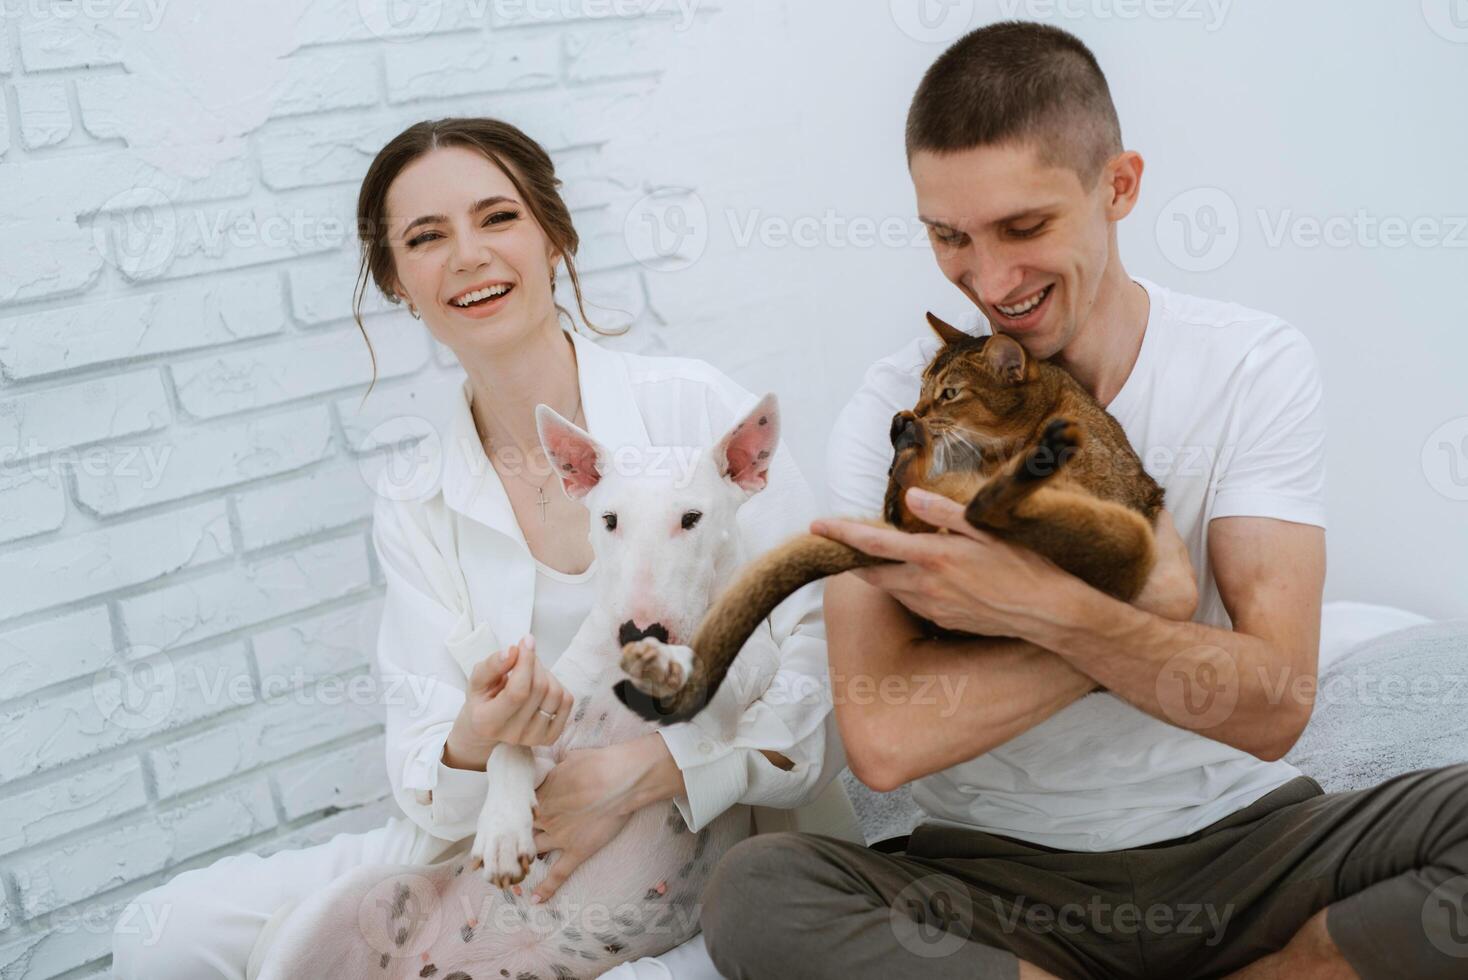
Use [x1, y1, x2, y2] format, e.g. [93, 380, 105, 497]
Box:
[511, 463, 556, 524]
[482, 386, 583, 524]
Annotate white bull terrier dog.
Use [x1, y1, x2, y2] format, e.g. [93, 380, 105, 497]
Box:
[254, 394, 786, 980]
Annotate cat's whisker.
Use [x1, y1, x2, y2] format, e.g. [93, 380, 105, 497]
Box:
[948, 424, 1005, 465]
[934, 427, 986, 475]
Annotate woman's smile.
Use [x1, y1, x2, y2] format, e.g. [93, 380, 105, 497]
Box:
[446, 280, 517, 319]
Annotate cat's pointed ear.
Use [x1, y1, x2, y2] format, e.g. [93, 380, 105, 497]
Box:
[715, 393, 779, 495]
[535, 404, 606, 500]
[984, 333, 1030, 385]
[925, 311, 969, 347]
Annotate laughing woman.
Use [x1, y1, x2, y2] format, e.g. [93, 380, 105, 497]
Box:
[111, 118, 852, 979]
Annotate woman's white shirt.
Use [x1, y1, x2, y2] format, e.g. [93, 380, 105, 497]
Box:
[371, 329, 842, 843]
[530, 558, 597, 669]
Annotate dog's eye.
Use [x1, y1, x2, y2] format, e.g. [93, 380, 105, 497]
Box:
[602, 512, 618, 531]
[940, 386, 960, 402]
[681, 510, 702, 531]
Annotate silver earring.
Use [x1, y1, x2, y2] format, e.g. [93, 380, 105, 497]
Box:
[408, 304, 421, 320]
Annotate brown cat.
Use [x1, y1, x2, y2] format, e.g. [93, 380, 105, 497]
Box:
[613, 312, 1165, 723]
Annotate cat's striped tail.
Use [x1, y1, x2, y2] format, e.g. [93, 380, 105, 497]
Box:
[615, 529, 888, 724]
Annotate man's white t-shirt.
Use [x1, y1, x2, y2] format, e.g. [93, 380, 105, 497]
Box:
[825, 276, 1328, 852]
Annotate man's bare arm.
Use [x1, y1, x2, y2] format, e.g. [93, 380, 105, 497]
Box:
[826, 572, 1097, 792]
[1036, 516, 1325, 762]
[825, 506, 1201, 791]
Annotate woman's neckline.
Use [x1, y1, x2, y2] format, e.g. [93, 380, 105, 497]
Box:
[533, 557, 597, 583]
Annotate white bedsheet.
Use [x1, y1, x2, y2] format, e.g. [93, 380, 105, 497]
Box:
[1318, 599, 1433, 670]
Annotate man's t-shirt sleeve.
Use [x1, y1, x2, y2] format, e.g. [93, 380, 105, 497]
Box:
[826, 374, 902, 520]
[1210, 324, 1327, 529]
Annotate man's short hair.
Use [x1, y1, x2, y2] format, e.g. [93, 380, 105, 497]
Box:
[905, 21, 1124, 187]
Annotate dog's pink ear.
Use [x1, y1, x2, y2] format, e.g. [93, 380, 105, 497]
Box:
[715, 393, 779, 494]
[536, 405, 605, 500]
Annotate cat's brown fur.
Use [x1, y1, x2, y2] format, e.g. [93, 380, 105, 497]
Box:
[617, 312, 1165, 723]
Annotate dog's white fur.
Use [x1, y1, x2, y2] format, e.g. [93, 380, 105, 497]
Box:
[252, 395, 787, 979]
[470, 392, 783, 885]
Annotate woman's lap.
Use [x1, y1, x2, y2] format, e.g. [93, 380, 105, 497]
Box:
[111, 815, 446, 980]
[112, 811, 721, 979]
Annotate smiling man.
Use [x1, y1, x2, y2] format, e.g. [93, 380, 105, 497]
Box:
[698, 20, 1468, 980]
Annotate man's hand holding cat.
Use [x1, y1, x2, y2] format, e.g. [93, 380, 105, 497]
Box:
[812, 488, 1198, 638]
[1128, 508, 1199, 622]
[813, 487, 1074, 637]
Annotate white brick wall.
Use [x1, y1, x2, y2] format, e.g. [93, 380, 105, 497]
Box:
[0, 3, 719, 976]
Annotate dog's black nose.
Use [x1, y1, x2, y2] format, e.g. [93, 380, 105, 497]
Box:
[890, 413, 920, 452]
[619, 621, 671, 646]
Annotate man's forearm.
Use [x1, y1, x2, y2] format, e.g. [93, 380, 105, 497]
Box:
[847, 633, 1099, 791]
[1027, 580, 1310, 761]
[828, 564, 1102, 791]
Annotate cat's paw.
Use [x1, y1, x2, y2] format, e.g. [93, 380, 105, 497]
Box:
[1041, 418, 1083, 456]
[1023, 418, 1083, 479]
[470, 800, 535, 888]
[620, 639, 694, 698]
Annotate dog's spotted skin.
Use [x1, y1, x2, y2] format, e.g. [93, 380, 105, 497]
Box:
[254, 650, 756, 980]
[253, 397, 786, 980]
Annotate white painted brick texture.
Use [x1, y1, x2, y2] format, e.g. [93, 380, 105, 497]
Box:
[0, 6, 716, 976]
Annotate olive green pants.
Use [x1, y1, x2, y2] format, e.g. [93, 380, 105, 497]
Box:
[700, 765, 1468, 979]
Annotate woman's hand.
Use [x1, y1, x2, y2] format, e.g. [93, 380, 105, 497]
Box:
[443, 635, 575, 770]
[529, 735, 685, 904]
[1131, 509, 1199, 622]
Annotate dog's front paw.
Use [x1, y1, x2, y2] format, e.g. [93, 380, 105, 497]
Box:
[470, 801, 535, 888]
[620, 639, 694, 698]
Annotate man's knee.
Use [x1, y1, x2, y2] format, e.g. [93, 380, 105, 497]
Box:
[1410, 763, 1468, 856]
[700, 833, 841, 973]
